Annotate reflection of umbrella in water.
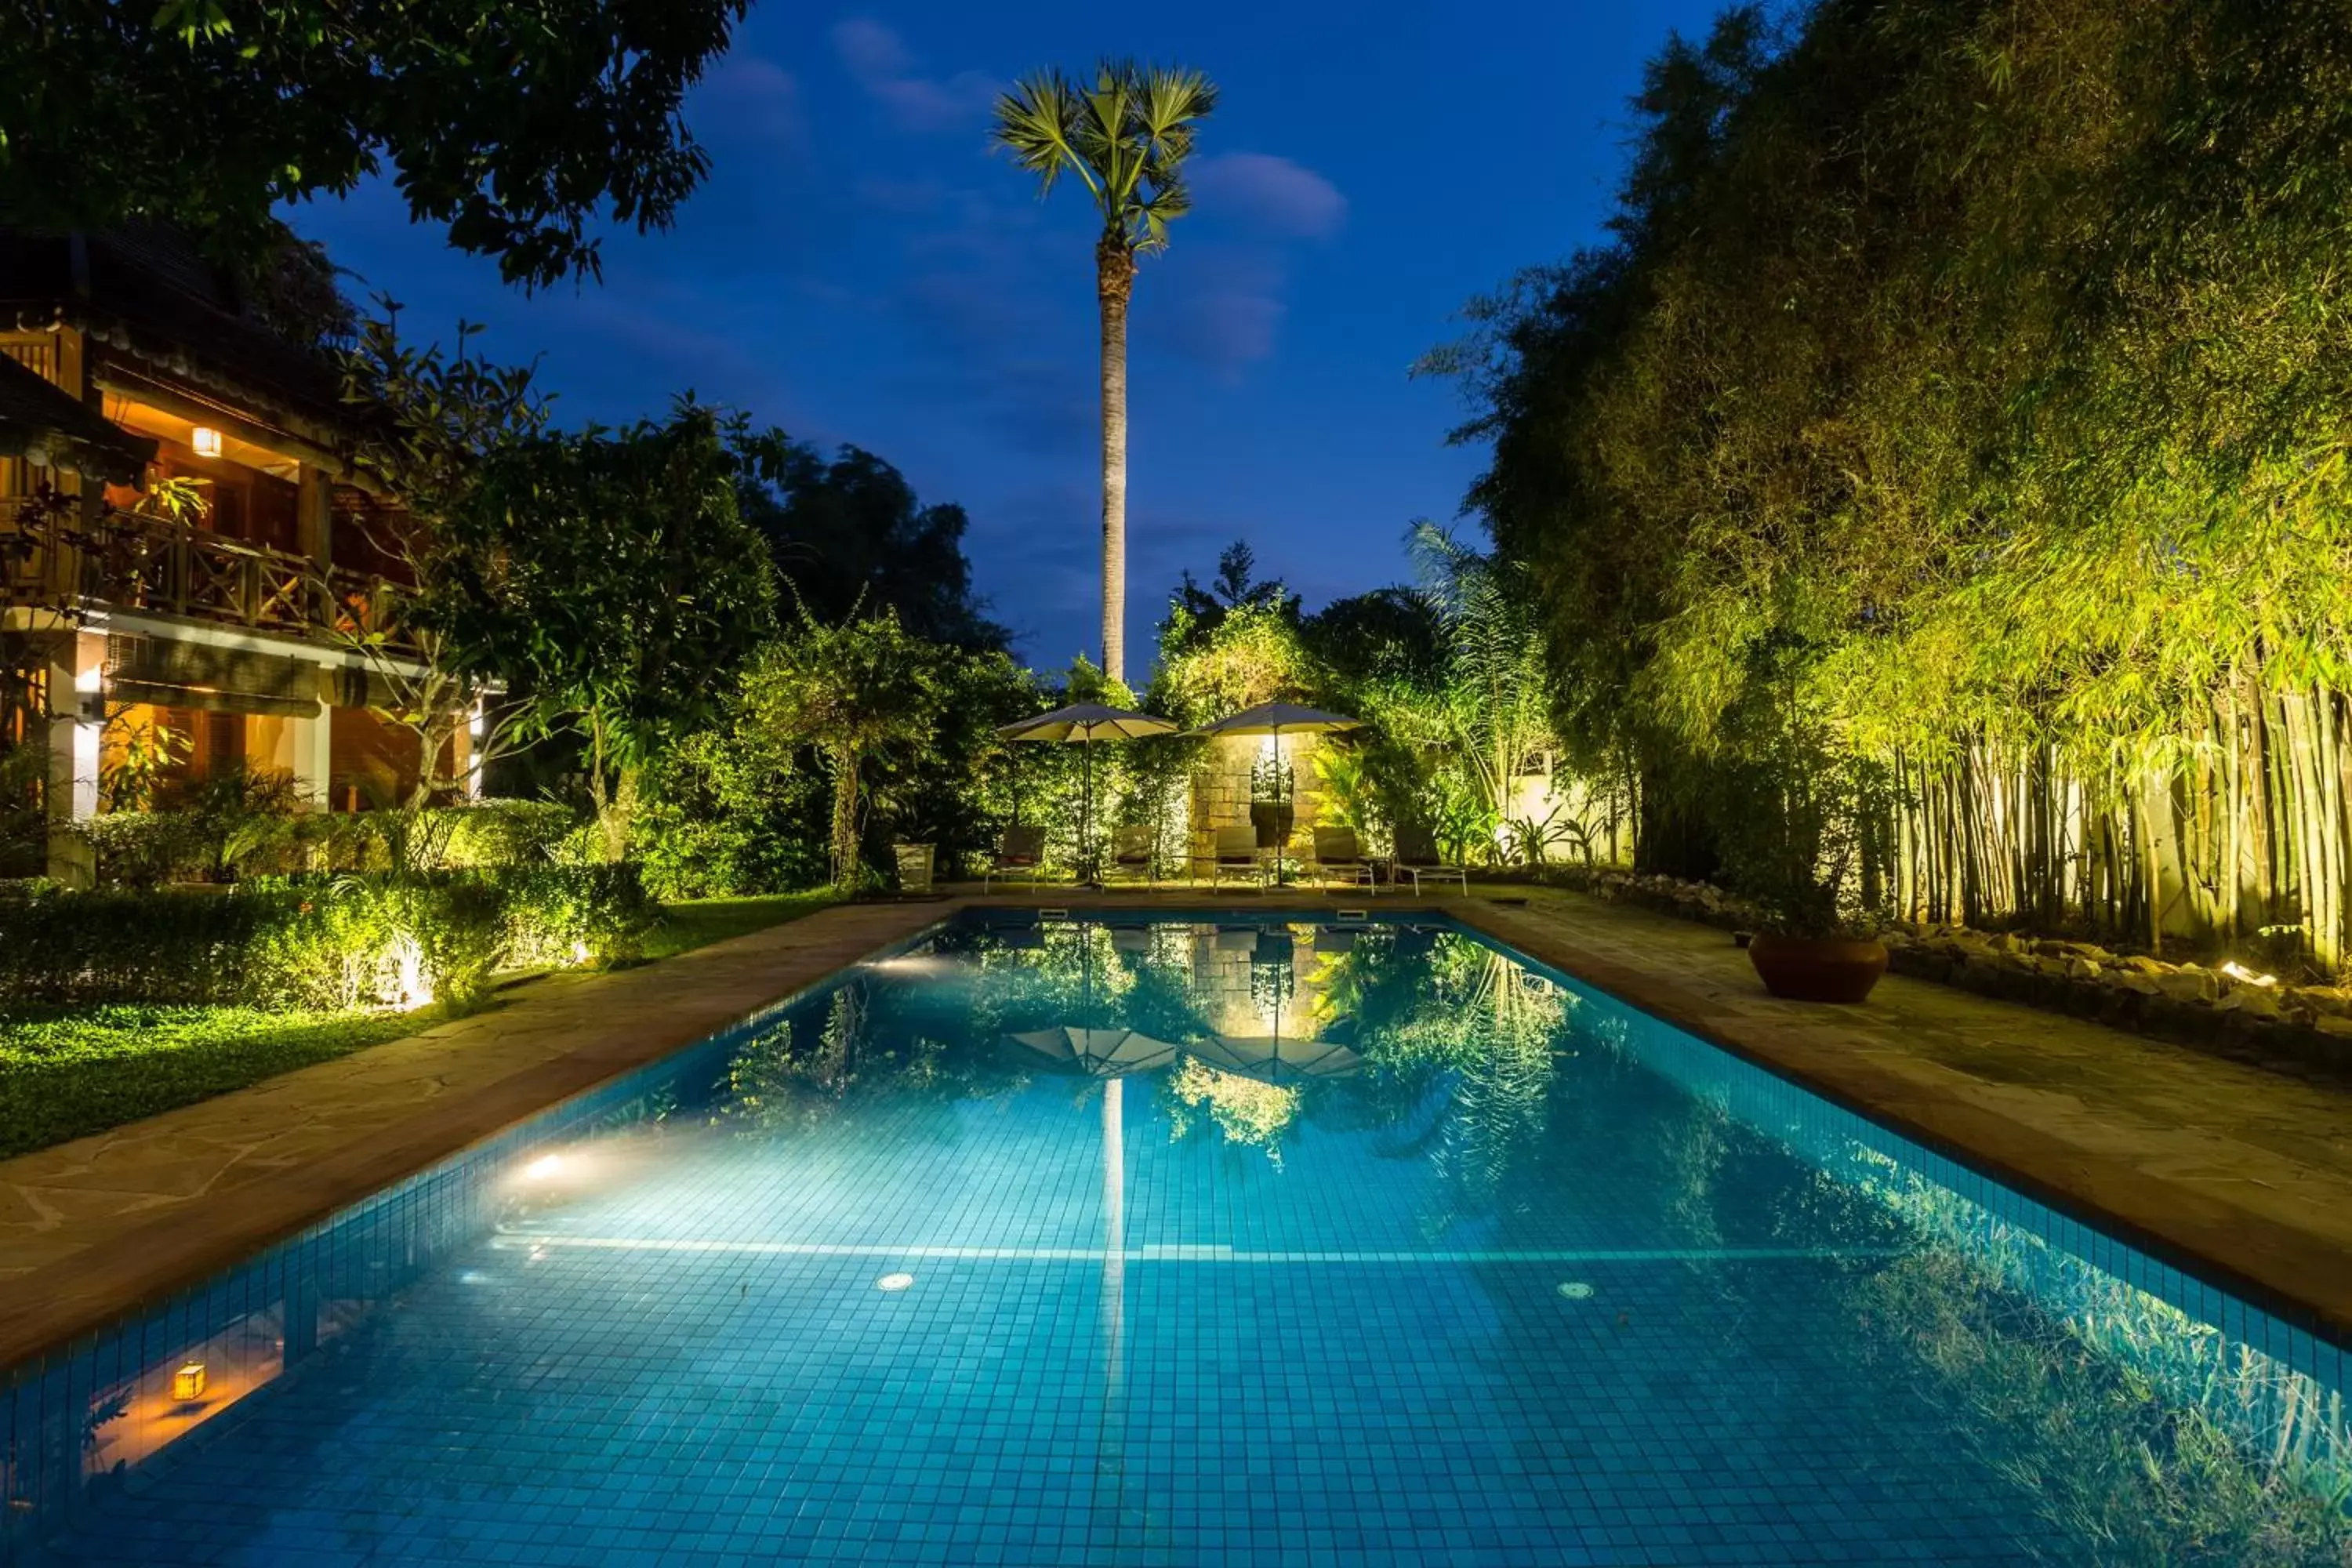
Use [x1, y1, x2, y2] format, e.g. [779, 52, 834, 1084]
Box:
[1187, 1034, 1361, 1083]
[1007, 1027, 1181, 1078]
[1007, 1021, 1180, 1521]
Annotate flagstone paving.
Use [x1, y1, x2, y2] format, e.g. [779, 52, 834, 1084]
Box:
[4, 884, 2350, 1370]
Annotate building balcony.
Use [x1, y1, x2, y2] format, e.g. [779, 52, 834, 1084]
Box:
[1, 495, 410, 652]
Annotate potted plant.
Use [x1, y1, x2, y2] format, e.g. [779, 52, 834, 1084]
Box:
[1716, 665, 1895, 1004]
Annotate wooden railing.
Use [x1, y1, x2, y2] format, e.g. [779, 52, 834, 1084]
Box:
[0, 497, 411, 652]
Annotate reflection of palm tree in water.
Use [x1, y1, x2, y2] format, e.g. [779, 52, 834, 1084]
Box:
[1339, 937, 1570, 1228]
[1436, 952, 1563, 1210]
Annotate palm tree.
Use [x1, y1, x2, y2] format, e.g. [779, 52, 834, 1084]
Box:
[993, 60, 1218, 684]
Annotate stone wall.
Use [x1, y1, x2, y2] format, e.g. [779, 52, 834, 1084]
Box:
[1185, 922, 1339, 1040]
[1186, 733, 1326, 868]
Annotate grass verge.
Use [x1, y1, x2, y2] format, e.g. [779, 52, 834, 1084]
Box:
[0, 1004, 430, 1161]
[0, 891, 837, 1162]
[639, 891, 838, 961]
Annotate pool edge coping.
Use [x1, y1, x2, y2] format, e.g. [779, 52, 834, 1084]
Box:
[0, 901, 953, 1374]
[6, 889, 2346, 1372]
[1443, 897, 2352, 1350]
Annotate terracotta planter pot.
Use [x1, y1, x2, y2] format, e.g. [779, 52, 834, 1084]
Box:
[1747, 933, 1889, 1004]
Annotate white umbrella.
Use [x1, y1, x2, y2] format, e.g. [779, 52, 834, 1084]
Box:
[999, 702, 1178, 884]
[1190, 702, 1362, 884]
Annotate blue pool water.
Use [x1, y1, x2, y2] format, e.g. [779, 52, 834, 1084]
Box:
[5, 913, 2349, 1566]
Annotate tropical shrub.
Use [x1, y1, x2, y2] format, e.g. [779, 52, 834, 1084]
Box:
[740, 604, 953, 890]
[634, 724, 827, 901]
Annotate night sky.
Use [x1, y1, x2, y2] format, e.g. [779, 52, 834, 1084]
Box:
[291, 1, 1723, 671]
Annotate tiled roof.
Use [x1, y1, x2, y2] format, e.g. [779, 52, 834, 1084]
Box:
[0, 226, 355, 437]
[0, 348, 155, 483]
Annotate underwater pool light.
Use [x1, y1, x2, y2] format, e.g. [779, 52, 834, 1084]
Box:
[521, 1153, 566, 1181]
[1557, 1281, 1595, 1301]
[876, 1272, 915, 1292]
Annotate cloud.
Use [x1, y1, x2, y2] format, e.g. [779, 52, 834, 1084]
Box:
[1148, 248, 1289, 380]
[1189, 154, 1347, 240]
[693, 53, 804, 148]
[833, 18, 1000, 132]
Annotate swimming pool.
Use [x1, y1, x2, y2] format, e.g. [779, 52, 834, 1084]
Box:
[5, 912, 2347, 1565]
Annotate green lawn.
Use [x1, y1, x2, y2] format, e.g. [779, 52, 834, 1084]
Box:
[638, 891, 838, 960]
[0, 1004, 430, 1161]
[0, 891, 836, 1162]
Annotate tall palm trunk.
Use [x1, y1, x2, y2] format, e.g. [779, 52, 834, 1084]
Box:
[1097, 237, 1136, 684]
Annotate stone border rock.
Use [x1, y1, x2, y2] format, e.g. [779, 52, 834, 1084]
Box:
[1882, 928, 2352, 1084]
[1546, 864, 2352, 1088]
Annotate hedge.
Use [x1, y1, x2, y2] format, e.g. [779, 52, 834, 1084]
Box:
[74, 798, 580, 888]
[0, 865, 652, 1011]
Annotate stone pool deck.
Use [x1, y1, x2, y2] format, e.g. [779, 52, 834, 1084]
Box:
[4, 885, 2350, 1370]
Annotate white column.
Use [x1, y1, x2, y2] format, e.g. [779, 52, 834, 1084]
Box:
[285, 662, 332, 808]
[43, 629, 104, 885]
[292, 678, 333, 809]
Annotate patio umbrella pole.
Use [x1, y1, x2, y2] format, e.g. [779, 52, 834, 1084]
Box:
[1276, 727, 1289, 887]
[996, 703, 1179, 892]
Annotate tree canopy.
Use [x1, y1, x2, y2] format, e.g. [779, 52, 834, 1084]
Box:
[428, 399, 777, 850]
[0, 0, 747, 288]
[1437, 0, 2352, 956]
[740, 443, 1007, 652]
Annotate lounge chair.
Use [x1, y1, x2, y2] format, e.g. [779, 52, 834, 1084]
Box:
[985, 823, 1048, 891]
[1207, 825, 1269, 891]
[1312, 826, 1376, 892]
[1392, 825, 1468, 895]
[1104, 823, 1156, 886]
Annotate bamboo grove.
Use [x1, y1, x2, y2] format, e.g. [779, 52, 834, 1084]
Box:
[1439, 0, 2352, 967]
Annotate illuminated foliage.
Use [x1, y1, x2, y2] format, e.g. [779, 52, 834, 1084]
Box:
[0, 0, 749, 289]
[741, 604, 950, 891]
[1439, 0, 2352, 962]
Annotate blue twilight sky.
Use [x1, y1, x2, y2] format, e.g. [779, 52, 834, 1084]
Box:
[289, 0, 1725, 671]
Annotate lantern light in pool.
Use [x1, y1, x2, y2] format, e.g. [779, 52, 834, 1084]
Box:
[172, 1362, 208, 1401]
[191, 426, 223, 458]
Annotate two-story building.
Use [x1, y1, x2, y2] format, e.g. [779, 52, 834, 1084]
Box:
[0, 227, 466, 882]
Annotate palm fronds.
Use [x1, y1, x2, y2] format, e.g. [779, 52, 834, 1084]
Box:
[992, 59, 1218, 252]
